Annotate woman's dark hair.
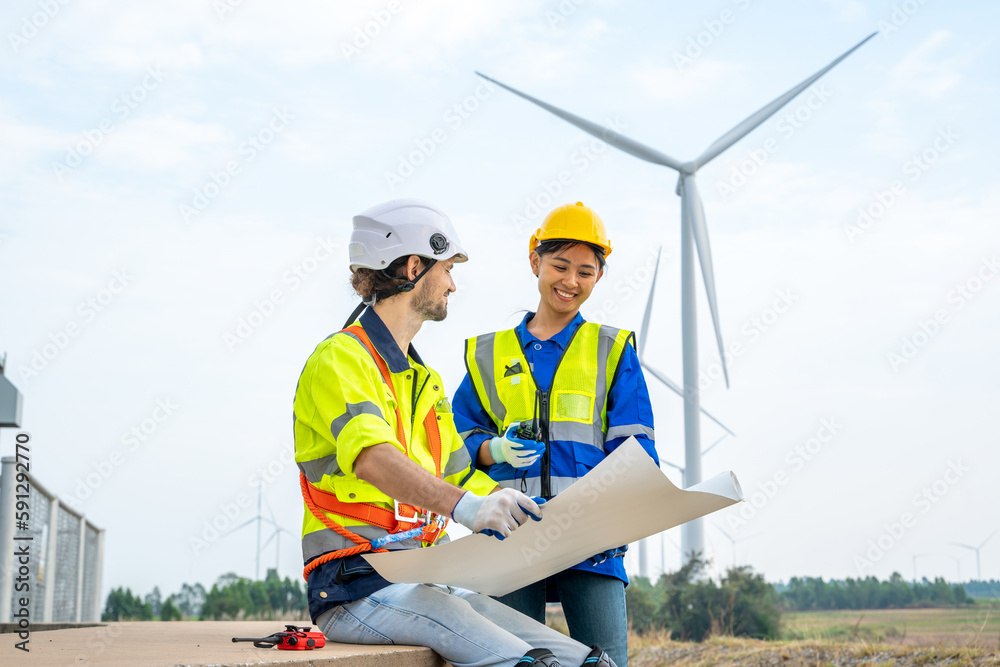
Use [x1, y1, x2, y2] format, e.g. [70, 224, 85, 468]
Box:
[534, 239, 607, 271]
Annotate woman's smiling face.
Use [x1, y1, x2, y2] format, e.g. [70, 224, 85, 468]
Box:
[531, 242, 604, 317]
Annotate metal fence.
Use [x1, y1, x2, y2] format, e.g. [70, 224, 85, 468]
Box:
[0, 456, 104, 623]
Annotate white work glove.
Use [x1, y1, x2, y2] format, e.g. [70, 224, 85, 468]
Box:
[451, 489, 543, 540]
[489, 424, 545, 468]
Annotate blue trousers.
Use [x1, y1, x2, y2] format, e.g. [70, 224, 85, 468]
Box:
[496, 569, 628, 667]
[316, 583, 593, 667]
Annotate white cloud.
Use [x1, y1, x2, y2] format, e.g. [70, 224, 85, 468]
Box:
[629, 59, 747, 102]
[100, 114, 232, 170]
[890, 30, 969, 98]
[823, 0, 869, 22]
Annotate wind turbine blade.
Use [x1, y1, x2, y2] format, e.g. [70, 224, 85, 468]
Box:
[475, 71, 685, 172]
[701, 433, 728, 456]
[641, 361, 684, 396]
[713, 524, 735, 543]
[692, 32, 877, 169]
[639, 245, 663, 359]
[660, 460, 684, 472]
[223, 518, 258, 535]
[641, 361, 735, 435]
[681, 175, 729, 388]
[260, 530, 278, 550]
[979, 528, 999, 549]
[949, 542, 976, 550]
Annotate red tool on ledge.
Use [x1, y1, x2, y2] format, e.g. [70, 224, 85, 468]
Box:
[232, 624, 326, 650]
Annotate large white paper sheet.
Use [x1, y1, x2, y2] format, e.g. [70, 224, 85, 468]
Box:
[363, 437, 743, 596]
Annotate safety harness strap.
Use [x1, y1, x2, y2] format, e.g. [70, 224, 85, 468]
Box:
[344, 325, 409, 454]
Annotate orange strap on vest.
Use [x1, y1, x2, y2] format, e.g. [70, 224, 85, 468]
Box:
[299, 324, 446, 581]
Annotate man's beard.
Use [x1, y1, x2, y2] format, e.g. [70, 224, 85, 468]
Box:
[411, 280, 448, 322]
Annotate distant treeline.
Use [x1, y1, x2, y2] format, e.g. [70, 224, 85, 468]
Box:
[102, 569, 307, 621]
[778, 573, 972, 611]
[626, 564, 977, 641]
[964, 580, 1000, 598]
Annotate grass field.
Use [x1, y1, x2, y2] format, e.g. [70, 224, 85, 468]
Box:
[628, 635, 1000, 666]
[548, 602, 1000, 664]
[783, 603, 1000, 648]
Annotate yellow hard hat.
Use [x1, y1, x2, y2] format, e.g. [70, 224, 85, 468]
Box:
[530, 202, 613, 258]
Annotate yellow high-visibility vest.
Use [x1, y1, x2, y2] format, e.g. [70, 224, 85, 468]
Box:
[464, 322, 634, 497]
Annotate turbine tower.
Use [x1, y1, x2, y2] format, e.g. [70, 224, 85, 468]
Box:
[477, 32, 876, 562]
[950, 528, 998, 581]
[641, 246, 734, 561]
[912, 552, 931, 582]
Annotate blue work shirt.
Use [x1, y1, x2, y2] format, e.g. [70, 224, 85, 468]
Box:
[453, 312, 659, 585]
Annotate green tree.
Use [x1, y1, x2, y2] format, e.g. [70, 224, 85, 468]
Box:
[174, 582, 206, 618]
[625, 576, 657, 634]
[160, 597, 182, 621]
[102, 587, 152, 621]
[144, 586, 162, 619]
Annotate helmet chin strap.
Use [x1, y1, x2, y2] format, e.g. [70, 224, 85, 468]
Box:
[342, 258, 437, 328]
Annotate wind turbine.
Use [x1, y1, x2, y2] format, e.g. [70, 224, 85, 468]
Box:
[477, 32, 876, 563]
[950, 528, 998, 581]
[944, 554, 963, 583]
[641, 246, 734, 560]
[259, 499, 296, 576]
[713, 523, 761, 569]
[912, 552, 931, 583]
[221, 479, 295, 580]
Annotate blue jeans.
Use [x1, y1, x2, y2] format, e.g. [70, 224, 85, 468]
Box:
[497, 570, 628, 667]
[316, 583, 593, 667]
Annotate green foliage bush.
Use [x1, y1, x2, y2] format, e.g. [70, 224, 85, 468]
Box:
[626, 555, 782, 641]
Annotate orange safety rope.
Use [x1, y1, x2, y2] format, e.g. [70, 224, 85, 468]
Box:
[300, 473, 388, 581]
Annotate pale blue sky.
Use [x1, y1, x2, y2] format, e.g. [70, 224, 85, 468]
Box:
[1, 1, 997, 599]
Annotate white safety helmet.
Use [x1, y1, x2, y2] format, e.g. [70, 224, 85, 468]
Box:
[349, 199, 468, 272]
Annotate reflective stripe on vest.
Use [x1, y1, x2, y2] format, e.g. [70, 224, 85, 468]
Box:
[465, 322, 633, 463]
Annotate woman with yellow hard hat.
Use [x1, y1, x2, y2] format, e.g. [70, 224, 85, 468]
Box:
[453, 202, 659, 667]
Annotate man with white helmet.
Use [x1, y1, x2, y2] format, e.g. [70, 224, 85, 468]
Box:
[293, 199, 617, 667]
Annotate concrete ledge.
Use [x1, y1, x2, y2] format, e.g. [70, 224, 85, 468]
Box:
[0, 622, 104, 634]
[0, 621, 446, 666]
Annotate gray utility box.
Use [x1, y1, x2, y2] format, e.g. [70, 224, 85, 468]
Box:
[0, 373, 22, 427]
